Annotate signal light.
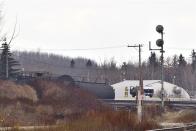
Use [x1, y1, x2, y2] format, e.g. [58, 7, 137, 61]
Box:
[156, 25, 164, 33]
[156, 39, 164, 47]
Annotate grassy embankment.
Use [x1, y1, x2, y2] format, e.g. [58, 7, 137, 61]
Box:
[3, 80, 194, 130]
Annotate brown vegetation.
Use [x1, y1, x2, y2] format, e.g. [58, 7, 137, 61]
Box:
[0, 79, 194, 131]
[0, 79, 162, 130]
[0, 80, 38, 102]
[5, 110, 160, 131]
[157, 109, 196, 124]
[168, 110, 196, 123]
[143, 104, 163, 118]
[61, 110, 160, 131]
[0, 79, 102, 127]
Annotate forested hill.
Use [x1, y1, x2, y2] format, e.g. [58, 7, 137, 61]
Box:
[12, 51, 134, 84]
[13, 51, 102, 81]
[13, 51, 196, 96]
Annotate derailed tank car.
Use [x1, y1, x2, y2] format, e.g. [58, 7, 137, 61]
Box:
[75, 81, 115, 99]
[16, 72, 115, 99]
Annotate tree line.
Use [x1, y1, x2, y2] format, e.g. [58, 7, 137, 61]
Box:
[0, 42, 195, 96]
[0, 38, 195, 96]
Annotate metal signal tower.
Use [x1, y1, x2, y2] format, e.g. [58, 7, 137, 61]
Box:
[149, 25, 165, 109]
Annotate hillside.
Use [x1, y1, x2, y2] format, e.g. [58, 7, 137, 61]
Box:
[13, 51, 122, 84]
[12, 51, 196, 96]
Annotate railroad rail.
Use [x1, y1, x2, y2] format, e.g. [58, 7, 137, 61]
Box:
[99, 99, 196, 109]
[147, 122, 196, 131]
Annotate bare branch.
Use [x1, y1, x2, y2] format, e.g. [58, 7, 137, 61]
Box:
[8, 16, 19, 45]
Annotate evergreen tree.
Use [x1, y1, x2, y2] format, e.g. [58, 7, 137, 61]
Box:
[178, 54, 187, 67]
[175, 54, 187, 88]
[121, 62, 128, 79]
[86, 59, 92, 82]
[148, 52, 159, 79]
[148, 52, 159, 68]
[86, 59, 92, 68]
[172, 55, 178, 68]
[171, 55, 178, 80]
[191, 50, 196, 71]
[109, 58, 117, 70]
[70, 59, 75, 68]
[0, 38, 20, 79]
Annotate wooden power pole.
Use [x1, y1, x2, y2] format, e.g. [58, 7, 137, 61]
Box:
[128, 44, 143, 122]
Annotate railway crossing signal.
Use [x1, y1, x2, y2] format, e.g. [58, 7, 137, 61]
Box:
[149, 25, 165, 109]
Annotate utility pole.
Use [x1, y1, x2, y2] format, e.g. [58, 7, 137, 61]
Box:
[6, 45, 8, 79]
[128, 44, 143, 122]
[5, 42, 9, 79]
[149, 25, 165, 109]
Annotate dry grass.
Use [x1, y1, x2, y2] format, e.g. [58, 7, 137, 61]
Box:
[0, 80, 161, 130]
[36, 109, 159, 131]
[143, 104, 162, 118]
[0, 80, 38, 102]
[172, 110, 196, 123]
[0, 80, 102, 127]
[4, 110, 160, 131]
[160, 109, 196, 123]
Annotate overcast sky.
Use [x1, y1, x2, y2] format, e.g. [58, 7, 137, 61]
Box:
[1, 0, 196, 64]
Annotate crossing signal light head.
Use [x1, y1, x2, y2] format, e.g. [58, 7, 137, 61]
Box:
[156, 25, 164, 33]
[156, 39, 164, 47]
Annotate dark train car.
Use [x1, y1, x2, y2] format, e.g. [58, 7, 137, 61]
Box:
[16, 72, 114, 99]
[16, 71, 53, 83]
[57, 75, 75, 86]
[75, 81, 115, 99]
[17, 72, 75, 86]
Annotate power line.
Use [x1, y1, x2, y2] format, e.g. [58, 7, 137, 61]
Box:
[13, 45, 126, 51]
[13, 44, 196, 52]
[167, 47, 196, 51]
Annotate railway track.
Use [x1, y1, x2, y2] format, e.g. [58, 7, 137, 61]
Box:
[100, 99, 196, 130]
[99, 99, 196, 109]
[147, 122, 196, 131]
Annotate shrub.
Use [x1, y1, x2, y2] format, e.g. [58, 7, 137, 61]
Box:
[0, 80, 38, 102]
